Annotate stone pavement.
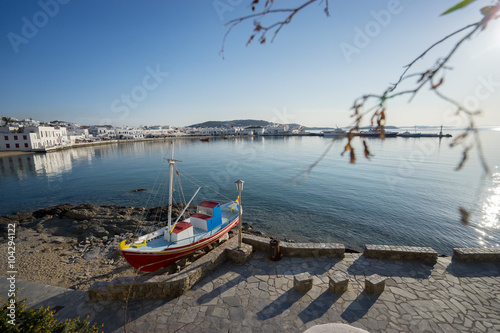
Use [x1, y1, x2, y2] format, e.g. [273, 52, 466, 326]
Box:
[1, 251, 500, 332]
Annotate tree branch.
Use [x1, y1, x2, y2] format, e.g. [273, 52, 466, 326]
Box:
[220, 0, 328, 56]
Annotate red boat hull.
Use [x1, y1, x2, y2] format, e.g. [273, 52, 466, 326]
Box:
[121, 218, 238, 272]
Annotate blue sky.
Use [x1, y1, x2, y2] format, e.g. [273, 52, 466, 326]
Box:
[1, 0, 499, 127]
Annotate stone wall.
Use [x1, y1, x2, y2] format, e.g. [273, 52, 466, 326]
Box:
[88, 237, 238, 302]
[242, 234, 345, 258]
[453, 248, 500, 262]
[88, 233, 497, 302]
[364, 244, 438, 263]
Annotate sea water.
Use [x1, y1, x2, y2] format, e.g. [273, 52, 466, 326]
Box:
[1, 127, 499, 255]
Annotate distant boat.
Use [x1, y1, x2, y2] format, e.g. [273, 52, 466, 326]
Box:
[401, 126, 421, 138]
[322, 127, 346, 138]
[200, 138, 210, 142]
[359, 128, 398, 137]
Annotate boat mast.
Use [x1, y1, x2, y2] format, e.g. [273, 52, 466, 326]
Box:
[167, 142, 175, 235]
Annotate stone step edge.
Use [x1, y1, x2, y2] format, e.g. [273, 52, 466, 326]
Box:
[242, 234, 345, 258]
[453, 248, 500, 262]
[364, 244, 438, 263]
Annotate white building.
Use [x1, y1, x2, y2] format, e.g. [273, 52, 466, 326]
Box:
[115, 127, 144, 139]
[67, 125, 90, 144]
[264, 125, 289, 135]
[0, 125, 70, 151]
[0, 130, 40, 151]
[143, 126, 172, 138]
[222, 127, 243, 136]
[201, 127, 223, 136]
[183, 127, 202, 136]
[89, 126, 116, 139]
[245, 126, 264, 135]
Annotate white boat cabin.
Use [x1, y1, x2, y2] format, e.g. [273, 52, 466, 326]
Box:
[168, 221, 194, 242]
[163, 200, 223, 242]
[190, 200, 222, 231]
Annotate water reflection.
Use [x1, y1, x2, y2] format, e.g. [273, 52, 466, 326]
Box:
[480, 172, 500, 229]
[0, 155, 36, 181]
[0, 148, 96, 180]
[473, 171, 500, 248]
[0, 138, 216, 181]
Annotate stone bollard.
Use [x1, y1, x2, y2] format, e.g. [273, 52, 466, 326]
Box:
[227, 243, 253, 263]
[329, 273, 349, 294]
[270, 238, 281, 261]
[365, 274, 386, 295]
[294, 273, 313, 292]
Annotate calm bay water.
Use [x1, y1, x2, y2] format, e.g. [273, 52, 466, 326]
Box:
[1, 127, 500, 255]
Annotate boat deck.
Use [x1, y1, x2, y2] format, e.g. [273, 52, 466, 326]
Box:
[130, 202, 239, 252]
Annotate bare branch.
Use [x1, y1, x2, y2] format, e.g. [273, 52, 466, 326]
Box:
[389, 23, 478, 92]
[221, 0, 328, 56]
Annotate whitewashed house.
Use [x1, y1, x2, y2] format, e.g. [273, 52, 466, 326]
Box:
[0, 125, 70, 151]
[245, 126, 264, 135]
[201, 127, 222, 136]
[143, 126, 172, 138]
[223, 127, 242, 136]
[0, 129, 40, 151]
[67, 125, 90, 143]
[89, 126, 116, 139]
[264, 125, 289, 135]
[183, 127, 202, 136]
[115, 127, 144, 139]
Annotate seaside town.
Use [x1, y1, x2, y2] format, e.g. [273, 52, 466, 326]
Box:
[0, 117, 300, 153]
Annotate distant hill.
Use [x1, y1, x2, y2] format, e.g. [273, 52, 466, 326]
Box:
[188, 119, 301, 129]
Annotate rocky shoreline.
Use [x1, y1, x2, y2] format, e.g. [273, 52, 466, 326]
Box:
[0, 203, 257, 291]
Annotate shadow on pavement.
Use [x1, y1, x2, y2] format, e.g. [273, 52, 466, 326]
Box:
[28, 290, 169, 333]
[257, 288, 306, 321]
[341, 291, 380, 323]
[347, 255, 434, 279]
[196, 262, 251, 305]
[298, 290, 341, 323]
[446, 260, 500, 277]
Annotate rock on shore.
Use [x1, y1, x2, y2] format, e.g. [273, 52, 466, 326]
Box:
[0, 203, 228, 291]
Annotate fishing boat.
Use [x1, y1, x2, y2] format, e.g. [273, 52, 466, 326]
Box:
[359, 127, 398, 137]
[120, 144, 241, 272]
[200, 138, 210, 142]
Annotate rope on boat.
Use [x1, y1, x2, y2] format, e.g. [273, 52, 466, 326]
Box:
[176, 168, 234, 202]
[132, 154, 169, 237]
